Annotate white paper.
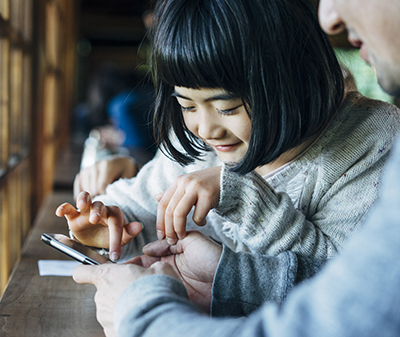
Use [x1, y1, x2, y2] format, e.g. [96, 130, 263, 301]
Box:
[38, 260, 80, 276]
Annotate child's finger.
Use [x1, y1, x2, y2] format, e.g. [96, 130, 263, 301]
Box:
[55, 202, 79, 220]
[191, 198, 211, 226]
[156, 185, 178, 240]
[154, 191, 165, 202]
[89, 201, 105, 224]
[162, 188, 186, 245]
[76, 191, 92, 214]
[172, 193, 198, 239]
[106, 209, 124, 261]
[164, 212, 177, 245]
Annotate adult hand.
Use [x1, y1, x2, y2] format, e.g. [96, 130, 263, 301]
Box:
[155, 166, 221, 245]
[56, 191, 143, 261]
[73, 261, 179, 337]
[74, 155, 138, 198]
[131, 230, 222, 313]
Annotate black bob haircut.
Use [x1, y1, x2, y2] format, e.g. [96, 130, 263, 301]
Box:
[150, 0, 344, 175]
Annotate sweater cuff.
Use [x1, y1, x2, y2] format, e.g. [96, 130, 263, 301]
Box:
[216, 163, 242, 213]
[215, 163, 278, 223]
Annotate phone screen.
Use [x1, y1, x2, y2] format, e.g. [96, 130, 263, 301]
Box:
[41, 233, 111, 265]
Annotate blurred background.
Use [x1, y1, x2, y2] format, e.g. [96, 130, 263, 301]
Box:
[0, 0, 154, 295]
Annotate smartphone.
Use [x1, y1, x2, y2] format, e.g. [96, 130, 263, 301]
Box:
[41, 233, 112, 265]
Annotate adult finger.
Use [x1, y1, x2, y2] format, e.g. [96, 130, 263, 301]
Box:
[142, 239, 172, 257]
[97, 161, 116, 195]
[121, 157, 138, 178]
[126, 254, 161, 267]
[73, 264, 99, 285]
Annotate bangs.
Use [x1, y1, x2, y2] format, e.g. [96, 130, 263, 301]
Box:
[150, 0, 247, 93]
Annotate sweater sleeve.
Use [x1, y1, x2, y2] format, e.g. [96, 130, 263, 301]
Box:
[210, 245, 325, 317]
[213, 162, 377, 259]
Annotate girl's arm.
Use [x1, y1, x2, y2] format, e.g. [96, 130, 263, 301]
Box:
[87, 149, 221, 260]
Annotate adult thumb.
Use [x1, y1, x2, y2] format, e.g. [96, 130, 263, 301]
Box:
[72, 263, 99, 285]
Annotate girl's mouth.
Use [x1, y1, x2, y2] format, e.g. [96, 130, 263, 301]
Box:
[214, 143, 239, 152]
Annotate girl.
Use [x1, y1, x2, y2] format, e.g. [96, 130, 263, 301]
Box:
[57, 0, 400, 264]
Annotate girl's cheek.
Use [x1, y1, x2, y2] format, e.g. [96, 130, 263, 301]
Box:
[183, 117, 198, 136]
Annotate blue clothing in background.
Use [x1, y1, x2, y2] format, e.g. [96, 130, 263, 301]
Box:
[108, 87, 156, 153]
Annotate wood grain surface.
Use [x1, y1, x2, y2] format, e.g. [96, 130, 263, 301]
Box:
[0, 192, 104, 337]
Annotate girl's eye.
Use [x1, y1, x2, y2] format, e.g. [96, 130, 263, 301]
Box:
[216, 104, 243, 116]
[180, 106, 195, 113]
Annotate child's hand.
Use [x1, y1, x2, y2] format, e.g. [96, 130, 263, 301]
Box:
[155, 166, 221, 245]
[55, 191, 143, 261]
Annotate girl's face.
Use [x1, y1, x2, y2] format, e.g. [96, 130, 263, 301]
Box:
[173, 87, 251, 163]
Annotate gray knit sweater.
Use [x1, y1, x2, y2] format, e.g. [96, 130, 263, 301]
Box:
[96, 92, 400, 260]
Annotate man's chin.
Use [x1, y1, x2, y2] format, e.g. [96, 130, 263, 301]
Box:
[377, 75, 400, 97]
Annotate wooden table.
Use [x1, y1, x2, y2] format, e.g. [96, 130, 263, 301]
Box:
[0, 192, 104, 336]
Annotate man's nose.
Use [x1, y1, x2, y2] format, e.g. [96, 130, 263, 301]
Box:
[318, 0, 346, 35]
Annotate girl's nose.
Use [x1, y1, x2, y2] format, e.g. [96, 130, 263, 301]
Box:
[318, 0, 346, 36]
[197, 110, 224, 141]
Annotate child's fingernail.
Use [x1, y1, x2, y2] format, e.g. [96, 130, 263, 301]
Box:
[167, 238, 176, 246]
[110, 252, 119, 262]
[89, 213, 101, 222]
[157, 230, 164, 240]
[139, 222, 145, 230]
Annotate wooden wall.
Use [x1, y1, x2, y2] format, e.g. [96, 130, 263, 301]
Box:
[0, 0, 78, 296]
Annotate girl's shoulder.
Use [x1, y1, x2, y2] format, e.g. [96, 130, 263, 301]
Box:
[337, 91, 400, 132]
[264, 92, 400, 185]
[315, 91, 400, 152]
